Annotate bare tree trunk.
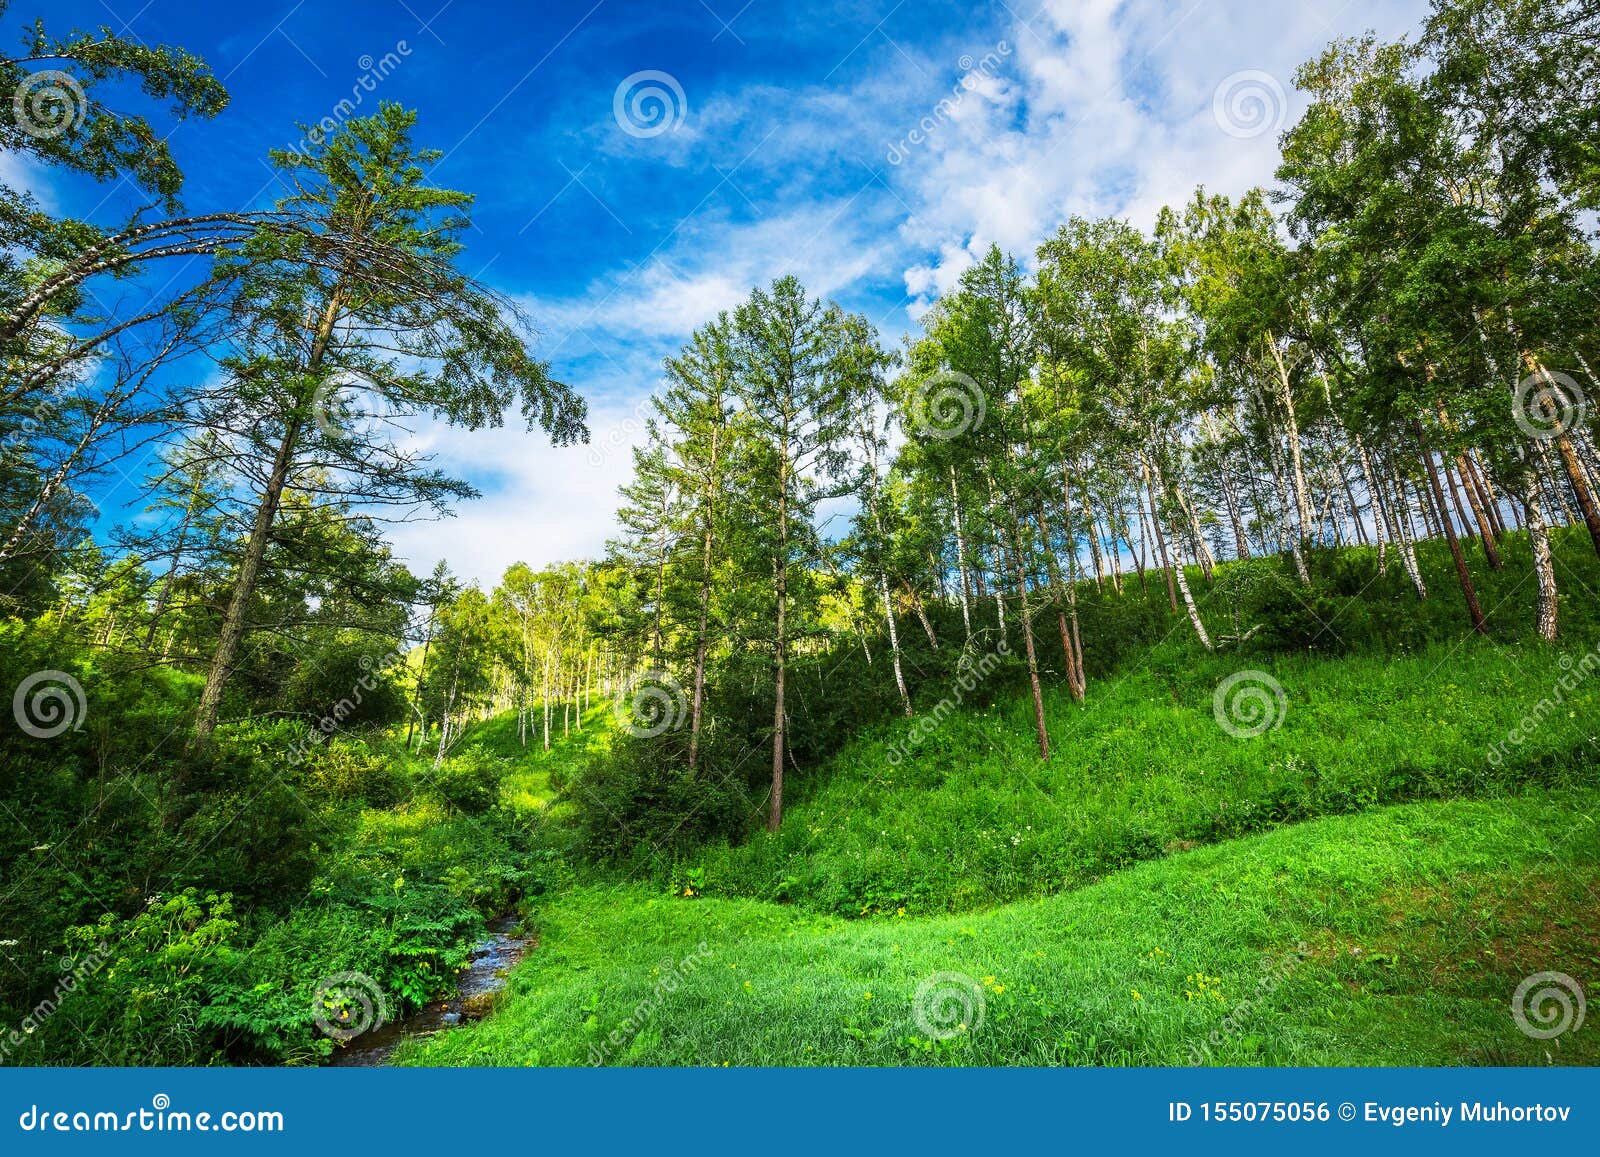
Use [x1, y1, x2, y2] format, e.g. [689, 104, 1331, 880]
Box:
[904, 579, 939, 650]
[193, 416, 300, 739]
[1006, 522, 1050, 760]
[1453, 455, 1502, 568]
[1519, 452, 1559, 643]
[949, 467, 973, 640]
[1524, 355, 1600, 558]
[1416, 420, 1487, 635]
[1143, 457, 1178, 611]
[769, 460, 789, 832]
[1266, 337, 1314, 538]
[1264, 424, 1311, 584]
[1152, 454, 1213, 649]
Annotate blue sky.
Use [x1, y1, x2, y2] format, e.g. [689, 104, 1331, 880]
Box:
[27, 0, 1430, 586]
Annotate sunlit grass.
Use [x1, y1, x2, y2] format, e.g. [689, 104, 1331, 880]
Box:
[400, 789, 1600, 1067]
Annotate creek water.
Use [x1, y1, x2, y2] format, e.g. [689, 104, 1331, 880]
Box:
[328, 915, 531, 1066]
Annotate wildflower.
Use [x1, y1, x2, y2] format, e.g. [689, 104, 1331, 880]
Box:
[1131, 990, 1142, 1000]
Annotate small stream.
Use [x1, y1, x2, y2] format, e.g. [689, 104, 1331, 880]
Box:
[328, 916, 532, 1066]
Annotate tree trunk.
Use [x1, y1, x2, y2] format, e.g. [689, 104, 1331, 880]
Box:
[1006, 521, 1050, 760]
[904, 579, 939, 650]
[1152, 455, 1212, 650]
[1416, 420, 1486, 635]
[1143, 457, 1178, 611]
[193, 274, 347, 740]
[192, 416, 300, 739]
[768, 460, 788, 832]
[1524, 355, 1600, 558]
[1519, 454, 1559, 643]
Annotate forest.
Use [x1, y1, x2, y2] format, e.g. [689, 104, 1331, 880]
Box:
[1, 0, 1597, 1067]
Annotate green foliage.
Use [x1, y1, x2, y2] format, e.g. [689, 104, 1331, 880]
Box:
[427, 744, 503, 815]
[400, 791, 1600, 1067]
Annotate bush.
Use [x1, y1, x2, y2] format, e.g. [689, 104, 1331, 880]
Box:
[303, 739, 408, 807]
[428, 744, 502, 814]
[571, 739, 751, 862]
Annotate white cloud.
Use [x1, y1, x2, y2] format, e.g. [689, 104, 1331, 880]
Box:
[423, 0, 1435, 581]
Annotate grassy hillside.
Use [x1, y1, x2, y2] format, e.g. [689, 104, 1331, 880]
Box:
[382, 535, 1600, 1067]
[645, 637, 1600, 915]
[399, 789, 1600, 1066]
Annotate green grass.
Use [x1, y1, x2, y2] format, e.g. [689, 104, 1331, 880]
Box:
[440, 702, 614, 815]
[399, 788, 1599, 1066]
[666, 637, 1600, 916]
[395, 532, 1600, 1068]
